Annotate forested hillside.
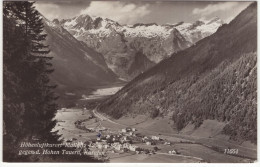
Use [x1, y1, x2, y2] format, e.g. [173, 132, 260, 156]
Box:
[98, 2, 257, 143]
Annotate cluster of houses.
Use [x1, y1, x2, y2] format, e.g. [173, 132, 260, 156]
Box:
[121, 127, 162, 145]
[85, 127, 167, 154]
[141, 135, 162, 145]
[111, 142, 138, 151]
[94, 128, 139, 151]
[88, 140, 138, 152]
[86, 139, 155, 155]
[73, 124, 179, 158]
[84, 133, 139, 153]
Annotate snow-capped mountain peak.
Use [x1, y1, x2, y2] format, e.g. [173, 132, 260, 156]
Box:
[174, 17, 224, 43]
[57, 13, 223, 43]
[55, 14, 223, 80]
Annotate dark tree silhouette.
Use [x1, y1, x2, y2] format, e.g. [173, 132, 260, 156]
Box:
[3, 1, 60, 161]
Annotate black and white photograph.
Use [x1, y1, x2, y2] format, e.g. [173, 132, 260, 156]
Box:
[1, 0, 258, 164]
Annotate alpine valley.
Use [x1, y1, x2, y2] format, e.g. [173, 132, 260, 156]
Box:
[43, 2, 256, 163]
[4, 0, 257, 163]
[98, 1, 257, 146]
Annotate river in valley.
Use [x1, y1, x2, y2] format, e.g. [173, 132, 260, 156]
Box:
[53, 85, 123, 141]
[81, 86, 123, 100]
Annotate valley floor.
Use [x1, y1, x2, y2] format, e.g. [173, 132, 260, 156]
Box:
[53, 107, 256, 163]
[53, 84, 256, 163]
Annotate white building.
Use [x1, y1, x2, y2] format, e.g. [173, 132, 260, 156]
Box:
[97, 143, 103, 149]
[111, 142, 122, 151]
[164, 142, 170, 145]
[129, 145, 137, 151]
[103, 144, 108, 149]
[123, 143, 130, 149]
[169, 150, 177, 154]
[114, 144, 121, 151]
[122, 129, 127, 133]
[132, 128, 136, 131]
[152, 136, 160, 140]
[146, 141, 151, 145]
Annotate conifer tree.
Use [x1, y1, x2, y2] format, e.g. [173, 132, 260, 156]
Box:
[3, 1, 60, 160]
[3, 2, 29, 160]
[12, 1, 59, 142]
[3, 2, 101, 162]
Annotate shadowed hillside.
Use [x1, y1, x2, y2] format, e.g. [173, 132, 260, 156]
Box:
[43, 18, 119, 104]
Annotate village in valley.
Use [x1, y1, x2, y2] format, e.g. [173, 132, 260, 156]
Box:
[55, 107, 185, 162]
[72, 112, 179, 161]
[55, 107, 255, 163]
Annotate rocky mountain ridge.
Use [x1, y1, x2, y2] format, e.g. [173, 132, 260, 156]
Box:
[55, 15, 223, 80]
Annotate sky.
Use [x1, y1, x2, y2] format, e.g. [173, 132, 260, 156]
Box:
[35, 0, 252, 25]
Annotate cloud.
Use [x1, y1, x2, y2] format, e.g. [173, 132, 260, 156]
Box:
[80, 1, 151, 24]
[36, 1, 90, 7]
[192, 2, 239, 16]
[35, 3, 61, 20]
[34, 2, 88, 20]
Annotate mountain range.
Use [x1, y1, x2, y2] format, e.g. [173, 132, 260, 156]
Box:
[54, 15, 223, 80]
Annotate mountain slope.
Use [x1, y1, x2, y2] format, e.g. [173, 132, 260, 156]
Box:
[43, 18, 118, 101]
[98, 2, 257, 143]
[58, 16, 222, 80]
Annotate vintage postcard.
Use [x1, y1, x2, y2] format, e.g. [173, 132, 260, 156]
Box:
[2, 0, 257, 164]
